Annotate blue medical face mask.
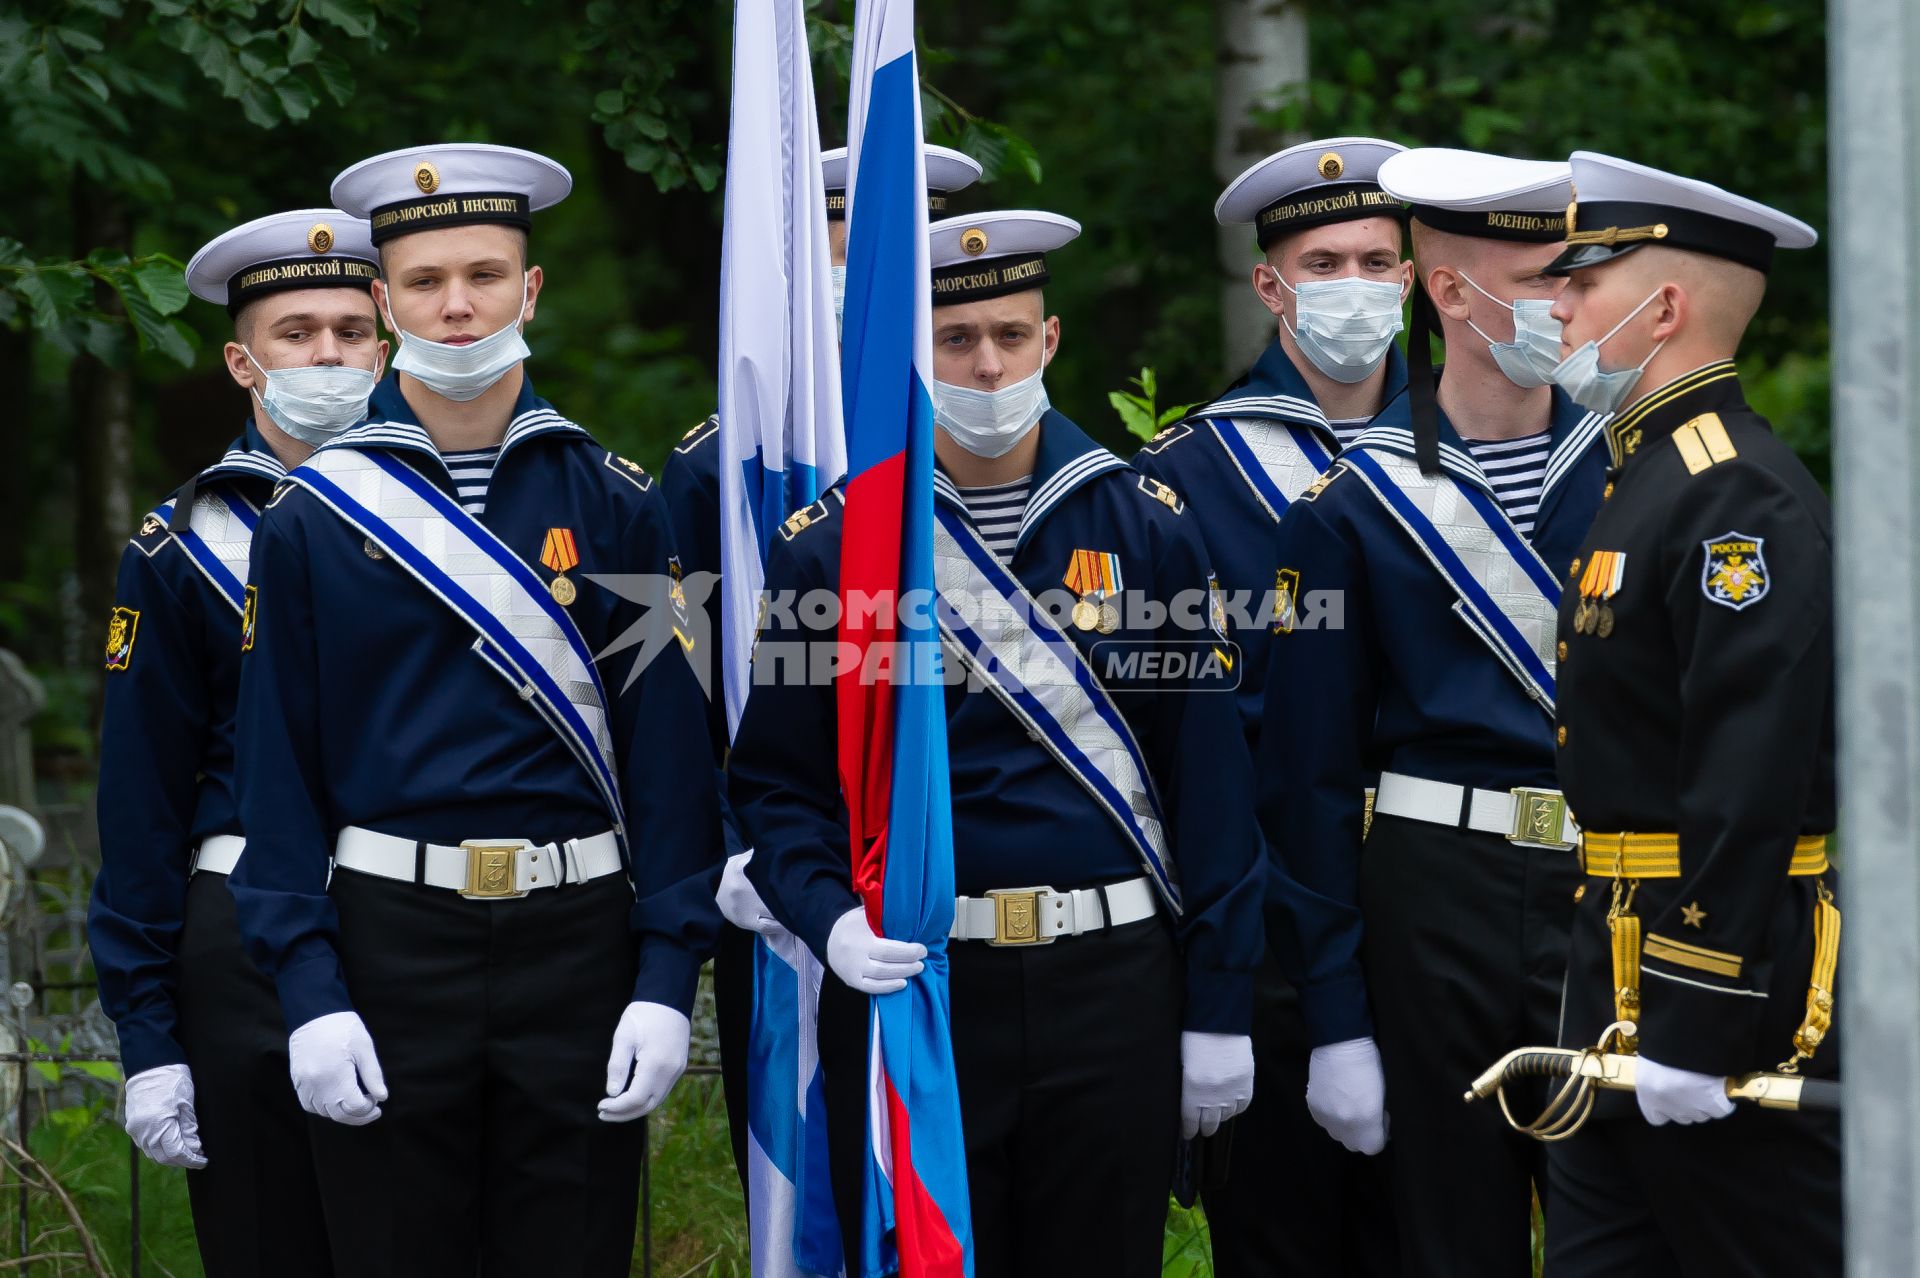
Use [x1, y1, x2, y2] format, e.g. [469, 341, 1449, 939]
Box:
[1277, 273, 1406, 384]
[383, 272, 531, 403]
[1458, 272, 1564, 390]
[1550, 286, 1667, 415]
[245, 347, 380, 446]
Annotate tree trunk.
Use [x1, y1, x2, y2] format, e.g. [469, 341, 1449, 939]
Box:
[1214, 0, 1308, 377]
[68, 183, 134, 724]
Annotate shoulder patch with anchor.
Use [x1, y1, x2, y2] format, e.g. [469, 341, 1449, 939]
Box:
[1138, 421, 1193, 456]
[604, 451, 653, 493]
[266, 480, 297, 509]
[781, 497, 833, 541]
[674, 415, 720, 455]
[1671, 412, 1738, 476]
[131, 510, 172, 559]
[1700, 531, 1769, 611]
[1138, 475, 1185, 514]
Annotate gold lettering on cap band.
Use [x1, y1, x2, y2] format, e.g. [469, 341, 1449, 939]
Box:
[1257, 187, 1400, 229]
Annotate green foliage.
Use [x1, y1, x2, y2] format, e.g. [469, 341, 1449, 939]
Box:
[1109, 366, 1196, 443]
[1253, 0, 1830, 474]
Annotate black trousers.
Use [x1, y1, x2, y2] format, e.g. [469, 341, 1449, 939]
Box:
[1358, 814, 1579, 1278]
[1201, 952, 1400, 1278]
[820, 914, 1183, 1278]
[308, 870, 644, 1278]
[714, 920, 755, 1195]
[1545, 1105, 1842, 1276]
[174, 871, 333, 1278]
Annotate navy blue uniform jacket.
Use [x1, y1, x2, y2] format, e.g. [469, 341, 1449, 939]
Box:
[729, 412, 1264, 1034]
[89, 425, 285, 1076]
[231, 375, 722, 1031]
[1256, 384, 1609, 1045]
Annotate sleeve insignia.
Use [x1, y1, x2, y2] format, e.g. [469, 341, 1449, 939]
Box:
[267, 480, 296, 509]
[1139, 421, 1193, 456]
[667, 556, 695, 652]
[675, 416, 720, 454]
[604, 451, 653, 492]
[1273, 567, 1300, 634]
[1138, 475, 1184, 514]
[1700, 531, 1769, 611]
[781, 498, 832, 541]
[241, 585, 259, 651]
[132, 510, 172, 558]
[103, 606, 140, 672]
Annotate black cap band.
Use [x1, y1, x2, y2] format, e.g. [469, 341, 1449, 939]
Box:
[1546, 199, 1777, 276]
[932, 252, 1050, 304]
[1410, 205, 1569, 243]
[1256, 184, 1404, 249]
[826, 189, 952, 223]
[368, 191, 532, 245]
[225, 256, 380, 315]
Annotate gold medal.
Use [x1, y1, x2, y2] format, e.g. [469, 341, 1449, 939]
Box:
[1097, 601, 1121, 634]
[1597, 604, 1614, 638]
[1071, 598, 1100, 631]
[1578, 600, 1597, 634]
[541, 529, 582, 606]
[1571, 599, 1589, 634]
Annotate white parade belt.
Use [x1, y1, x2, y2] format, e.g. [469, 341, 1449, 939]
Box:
[332, 825, 623, 899]
[949, 875, 1158, 946]
[1372, 772, 1579, 852]
[190, 834, 246, 877]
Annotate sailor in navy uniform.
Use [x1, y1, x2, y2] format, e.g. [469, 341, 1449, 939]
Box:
[1133, 137, 1410, 1278]
[661, 143, 982, 1187]
[729, 212, 1262, 1277]
[87, 209, 384, 1277]
[1538, 152, 1839, 1276]
[1255, 151, 1608, 1277]
[230, 144, 721, 1277]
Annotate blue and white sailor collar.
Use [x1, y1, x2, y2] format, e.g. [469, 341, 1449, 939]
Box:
[195, 417, 290, 487]
[931, 409, 1129, 553]
[1196, 335, 1409, 440]
[1347, 382, 1607, 510]
[322, 372, 589, 473]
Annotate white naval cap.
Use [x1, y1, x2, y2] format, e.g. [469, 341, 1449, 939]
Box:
[185, 208, 379, 313]
[822, 144, 984, 220]
[1548, 150, 1816, 276]
[330, 142, 572, 246]
[1379, 148, 1573, 242]
[1215, 137, 1407, 249]
[929, 210, 1080, 305]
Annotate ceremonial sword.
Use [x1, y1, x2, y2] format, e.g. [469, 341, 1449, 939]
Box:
[1464, 1020, 1841, 1141]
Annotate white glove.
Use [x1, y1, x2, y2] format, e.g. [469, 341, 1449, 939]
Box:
[1180, 1031, 1255, 1140]
[598, 1001, 691, 1123]
[289, 1011, 387, 1126]
[1634, 1055, 1736, 1126]
[717, 850, 788, 939]
[826, 906, 926, 995]
[1306, 1036, 1389, 1155]
[124, 1063, 208, 1169]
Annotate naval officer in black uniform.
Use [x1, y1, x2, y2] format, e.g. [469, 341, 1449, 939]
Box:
[89, 208, 383, 1277]
[1540, 149, 1839, 1275]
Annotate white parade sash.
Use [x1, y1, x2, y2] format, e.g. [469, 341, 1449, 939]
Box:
[152, 488, 259, 617]
[1338, 445, 1563, 713]
[1206, 415, 1336, 522]
[930, 505, 1180, 913]
[286, 448, 627, 836]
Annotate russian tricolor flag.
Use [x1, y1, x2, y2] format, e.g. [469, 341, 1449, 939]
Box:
[837, 3, 973, 1276]
[717, 2, 848, 1275]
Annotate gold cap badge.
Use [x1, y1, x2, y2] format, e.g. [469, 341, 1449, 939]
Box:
[1318, 152, 1345, 181]
[960, 227, 989, 256]
[307, 222, 334, 255]
[413, 160, 441, 195]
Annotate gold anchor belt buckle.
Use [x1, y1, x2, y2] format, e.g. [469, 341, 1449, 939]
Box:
[460, 842, 527, 899]
[986, 887, 1055, 946]
[1508, 788, 1575, 851]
